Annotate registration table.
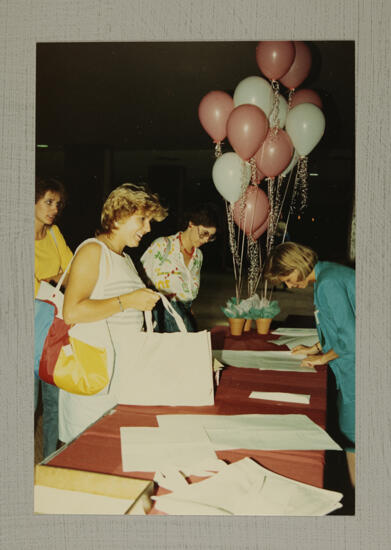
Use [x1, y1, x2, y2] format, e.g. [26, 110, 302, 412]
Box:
[46, 326, 328, 511]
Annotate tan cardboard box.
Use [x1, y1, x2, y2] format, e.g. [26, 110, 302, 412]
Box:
[34, 464, 154, 515]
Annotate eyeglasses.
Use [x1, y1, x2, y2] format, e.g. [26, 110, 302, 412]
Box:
[196, 226, 216, 242]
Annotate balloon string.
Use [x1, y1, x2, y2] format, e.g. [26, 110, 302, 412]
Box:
[289, 157, 308, 214]
[288, 89, 295, 110]
[246, 190, 261, 296]
[247, 235, 260, 297]
[282, 210, 291, 243]
[253, 168, 294, 294]
[238, 222, 246, 302]
[298, 156, 309, 210]
[249, 156, 257, 185]
[270, 80, 280, 134]
[214, 141, 222, 158]
[276, 165, 295, 227]
[225, 201, 240, 302]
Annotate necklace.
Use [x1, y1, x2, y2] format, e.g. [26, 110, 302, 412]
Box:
[178, 232, 194, 257]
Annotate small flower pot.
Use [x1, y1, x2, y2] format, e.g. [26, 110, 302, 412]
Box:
[244, 319, 253, 332]
[256, 317, 272, 335]
[228, 317, 245, 336]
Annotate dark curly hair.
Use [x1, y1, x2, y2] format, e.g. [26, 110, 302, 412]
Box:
[182, 202, 221, 232]
[35, 176, 67, 215]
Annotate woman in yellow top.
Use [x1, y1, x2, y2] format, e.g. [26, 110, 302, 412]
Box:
[35, 176, 73, 458]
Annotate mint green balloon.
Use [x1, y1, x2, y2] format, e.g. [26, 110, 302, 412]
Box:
[212, 152, 251, 204]
[286, 103, 325, 156]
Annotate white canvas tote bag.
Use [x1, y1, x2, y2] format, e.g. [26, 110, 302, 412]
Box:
[116, 294, 215, 406]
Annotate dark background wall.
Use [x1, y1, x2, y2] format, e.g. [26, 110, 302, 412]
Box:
[36, 41, 355, 267]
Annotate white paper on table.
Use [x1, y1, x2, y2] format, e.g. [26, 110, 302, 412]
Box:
[271, 328, 318, 337]
[154, 458, 228, 490]
[249, 391, 311, 404]
[269, 334, 320, 349]
[212, 349, 315, 372]
[120, 426, 217, 472]
[34, 485, 134, 515]
[157, 414, 342, 451]
[154, 469, 189, 492]
[179, 458, 229, 477]
[152, 457, 343, 516]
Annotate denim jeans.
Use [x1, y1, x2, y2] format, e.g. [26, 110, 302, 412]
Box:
[34, 377, 59, 458]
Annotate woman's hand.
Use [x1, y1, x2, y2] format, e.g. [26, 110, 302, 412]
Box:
[291, 343, 319, 356]
[300, 354, 328, 367]
[123, 288, 161, 311]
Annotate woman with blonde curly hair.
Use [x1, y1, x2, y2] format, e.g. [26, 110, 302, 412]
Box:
[59, 183, 167, 443]
[265, 241, 356, 486]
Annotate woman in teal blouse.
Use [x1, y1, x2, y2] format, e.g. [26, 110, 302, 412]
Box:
[265, 242, 355, 486]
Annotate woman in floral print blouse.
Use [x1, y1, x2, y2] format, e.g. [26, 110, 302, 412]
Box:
[141, 203, 220, 331]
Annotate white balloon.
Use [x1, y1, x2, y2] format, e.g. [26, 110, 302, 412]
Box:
[285, 103, 326, 156]
[212, 152, 251, 203]
[281, 150, 300, 176]
[268, 94, 288, 129]
[233, 76, 273, 117]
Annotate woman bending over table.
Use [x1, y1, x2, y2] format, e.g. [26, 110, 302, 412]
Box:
[141, 202, 219, 332]
[35, 176, 73, 458]
[59, 183, 167, 444]
[265, 241, 355, 486]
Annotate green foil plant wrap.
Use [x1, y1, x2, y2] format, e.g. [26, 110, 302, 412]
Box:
[221, 295, 280, 319]
[221, 297, 247, 319]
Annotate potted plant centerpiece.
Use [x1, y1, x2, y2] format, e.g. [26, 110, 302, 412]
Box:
[222, 294, 280, 336]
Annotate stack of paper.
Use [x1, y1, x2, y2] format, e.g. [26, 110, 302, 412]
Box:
[157, 414, 342, 451]
[271, 328, 318, 337]
[212, 349, 315, 372]
[270, 334, 320, 349]
[249, 391, 311, 404]
[152, 457, 343, 516]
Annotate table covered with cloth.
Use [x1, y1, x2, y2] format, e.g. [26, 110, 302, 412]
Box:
[46, 326, 328, 512]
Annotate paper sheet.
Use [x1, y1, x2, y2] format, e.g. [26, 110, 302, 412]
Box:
[212, 349, 316, 372]
[249, 391, 311, 404]
[120, 426, 217, 472]
[154, 458, 228, 490]
[157, 414, 342, 451]
[152, 457, 343, 516]
[271, 328, 318, 337]
[270, 334, 320, 349]
[34, 485, 133, 515]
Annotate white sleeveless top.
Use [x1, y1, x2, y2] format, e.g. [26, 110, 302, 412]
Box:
[93, 239, 145, 330]
[59, 238, 146, 444]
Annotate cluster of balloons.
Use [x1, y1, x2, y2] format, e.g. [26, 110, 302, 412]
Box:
[199, 41, 326, 239]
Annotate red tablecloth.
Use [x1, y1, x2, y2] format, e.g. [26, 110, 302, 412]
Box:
[48, 326, 327, 510]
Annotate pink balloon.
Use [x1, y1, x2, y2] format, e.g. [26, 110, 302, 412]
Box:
[256, 41, 295, 81]
[226, 104, 269, 161]
[279, 41, 312, 90]
[252, 217, 269, 239]
[198, 90, 234, 142]
[254, 129, 294, 178]
[290, 89, 323, 109]
[255, 168, 265, 184]
[233, 186, 269, 237]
